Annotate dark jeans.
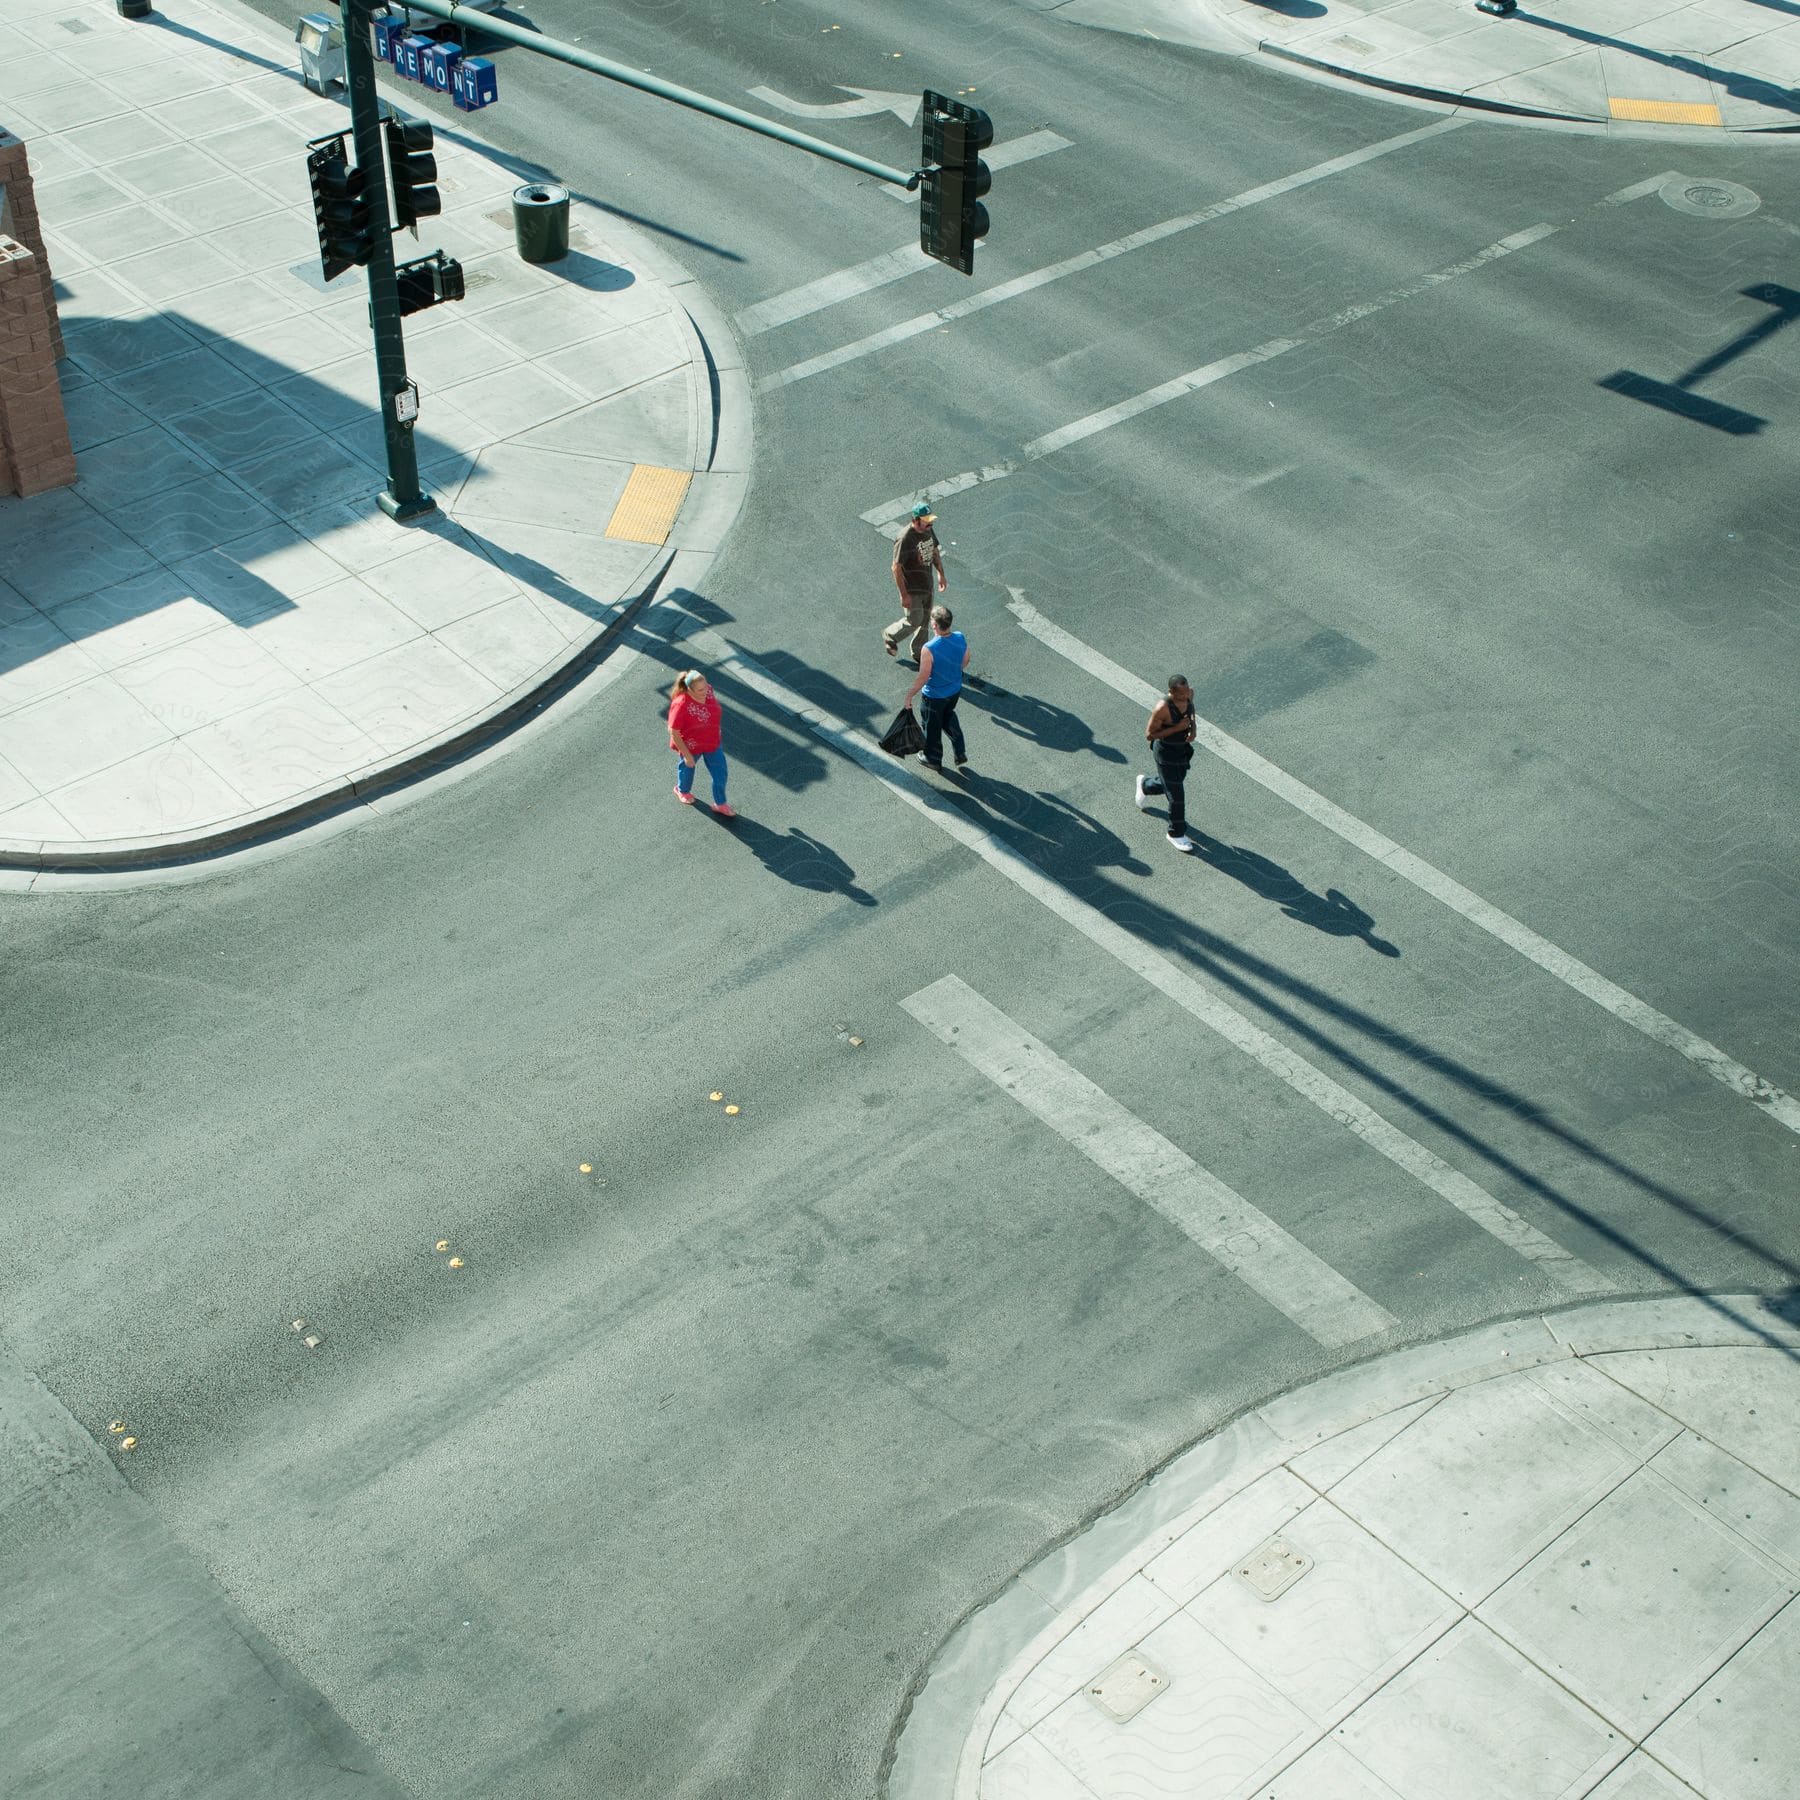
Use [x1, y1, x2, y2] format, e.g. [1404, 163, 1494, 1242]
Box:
[921, 692, 965, 764]
[1154, 746, 1190, 835]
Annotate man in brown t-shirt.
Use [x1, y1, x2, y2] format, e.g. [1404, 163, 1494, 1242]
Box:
[883, 503, 946, 663]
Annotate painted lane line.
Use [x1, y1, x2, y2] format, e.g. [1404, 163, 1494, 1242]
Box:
[861, 223, 1559, 529]
[1603, 172, 1684, 207]
[676, 623, 1613, 1295]
[1035, 223, 1557, 459]
[1008, 596, 1800, 1139]
[902, 975, 1397, 1348]
[860, 174, 1675, 528]
[760, 115, 1467, 391]
[735, 243, 933, 337]
[1022, 336, 1307, 461]
[882, 127, 1074, 200]
[861, 460, 1023, 536]
[738, 136, 1077, 336]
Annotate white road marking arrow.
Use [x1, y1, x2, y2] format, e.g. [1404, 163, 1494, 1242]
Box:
[746, 84, 921, 125]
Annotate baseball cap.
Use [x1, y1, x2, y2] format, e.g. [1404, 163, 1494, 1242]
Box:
[910, 502, 936, 523]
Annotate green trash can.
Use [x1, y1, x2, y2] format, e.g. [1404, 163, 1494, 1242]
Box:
[512, 183, 570, 264]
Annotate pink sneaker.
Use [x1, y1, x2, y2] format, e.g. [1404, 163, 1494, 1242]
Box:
[674, 786, 695, 805]
[712, 803, 736, 819]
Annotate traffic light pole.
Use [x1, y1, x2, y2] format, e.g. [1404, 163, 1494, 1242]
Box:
[341, 0, 433, 521]
[333, 0, 929, 524]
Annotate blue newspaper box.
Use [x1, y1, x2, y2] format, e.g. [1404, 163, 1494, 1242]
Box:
[419, 39, 462, 93]
[452, 55, 497, 111]
[397, 34, 431, 82]
[371, 11, 403, 61]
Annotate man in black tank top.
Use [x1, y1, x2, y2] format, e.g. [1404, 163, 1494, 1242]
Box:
[1135, 676, 1198, 852]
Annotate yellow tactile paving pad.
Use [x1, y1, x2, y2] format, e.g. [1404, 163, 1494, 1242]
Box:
[1608, 96, 1723, 126]
[603, 464, 693, 545]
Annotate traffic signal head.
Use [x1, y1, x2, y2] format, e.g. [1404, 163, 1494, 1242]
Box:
[395, 252, 466, 318]
[384, 115, 442, 231]
[919, 90, 991, 276]
[307, 134, 374, 281]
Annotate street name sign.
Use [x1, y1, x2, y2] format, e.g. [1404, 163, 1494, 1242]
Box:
[371, 11, 497, 110]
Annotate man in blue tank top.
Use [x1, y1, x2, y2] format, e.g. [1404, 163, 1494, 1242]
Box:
[903, 604, 970, 771]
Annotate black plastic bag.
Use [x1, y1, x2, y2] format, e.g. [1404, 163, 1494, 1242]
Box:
[879, 705, 925, 758]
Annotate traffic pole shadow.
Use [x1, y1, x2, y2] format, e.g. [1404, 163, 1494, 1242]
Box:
[1599, 283, 1800, 436]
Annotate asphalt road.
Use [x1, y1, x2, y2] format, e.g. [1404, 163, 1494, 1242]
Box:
[5, 0, 1799, 1796]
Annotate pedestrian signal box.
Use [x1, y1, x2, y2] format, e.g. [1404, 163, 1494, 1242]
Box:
[395, 251, 466, 318]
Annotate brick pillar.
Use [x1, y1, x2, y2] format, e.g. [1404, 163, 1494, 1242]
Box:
[0, 236, 76, 498]
[0, 130, 63, 360]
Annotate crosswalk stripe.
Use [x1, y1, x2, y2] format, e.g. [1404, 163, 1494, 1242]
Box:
[902, 974, 1397, 1348]
[759, 116, 1466, 391]
[859, 222, 1561, 529]
[673, 622, 1613, 1297]
[1005, 597, 1800, 1141]
[734, 243, 933, 338]
[734, 134, 1075, 337]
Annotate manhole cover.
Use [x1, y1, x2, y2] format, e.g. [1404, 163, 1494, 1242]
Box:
[1085, 1650, 1167, 1722]
[1235, 1534, 1312, 1601]
[1660, 178, 1759, 221]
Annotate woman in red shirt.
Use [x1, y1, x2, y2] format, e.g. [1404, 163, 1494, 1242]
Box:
[667, 668, 733, 817]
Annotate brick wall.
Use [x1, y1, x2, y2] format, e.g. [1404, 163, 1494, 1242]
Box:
[0, 131, 63, 359]
[0, 130, 74, 499]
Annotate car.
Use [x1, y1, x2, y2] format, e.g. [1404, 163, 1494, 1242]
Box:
[395, 0, 504, 32]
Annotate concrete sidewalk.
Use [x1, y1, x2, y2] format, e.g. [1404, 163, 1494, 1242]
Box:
[0, 0, 746, 870]
[1189, 0, 1800, 129]
[890, 1293, 1800, 1800]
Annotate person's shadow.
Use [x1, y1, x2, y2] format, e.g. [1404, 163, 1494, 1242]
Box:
[1193, 835, 1400, 956]
[961, 678, 1129, 765]
[716, 815, 877, 906]
[939, 768, 1153, 880]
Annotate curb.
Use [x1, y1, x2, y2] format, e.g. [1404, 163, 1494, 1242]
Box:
[1258, 42, 1593, 124]
[882, 1288, 1800, 1799]
[1069, 0, 1800, 139]
[0, 551, 672, 875]
[1251, 36, 1800, 138]
[0, 0, 756, 880]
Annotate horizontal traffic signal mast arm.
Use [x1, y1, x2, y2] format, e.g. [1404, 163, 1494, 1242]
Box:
[373, 0, 923, 190]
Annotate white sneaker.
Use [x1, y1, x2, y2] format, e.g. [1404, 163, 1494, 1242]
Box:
[1167, 834, 1195, 853]
[1134, 774, 1150, 811]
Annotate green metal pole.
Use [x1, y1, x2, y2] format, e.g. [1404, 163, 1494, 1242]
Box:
[398, 0, 921, 190]
[341, 0, 434, 521]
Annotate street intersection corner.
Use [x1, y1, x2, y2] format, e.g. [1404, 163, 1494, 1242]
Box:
[888, 1292, 1800, 1800]
[0, 0, 752, 873]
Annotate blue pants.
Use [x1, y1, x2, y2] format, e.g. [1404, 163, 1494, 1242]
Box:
[676, 748, 728, 804]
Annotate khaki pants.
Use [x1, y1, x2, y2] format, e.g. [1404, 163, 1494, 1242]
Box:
[883, 590, 931, 660]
